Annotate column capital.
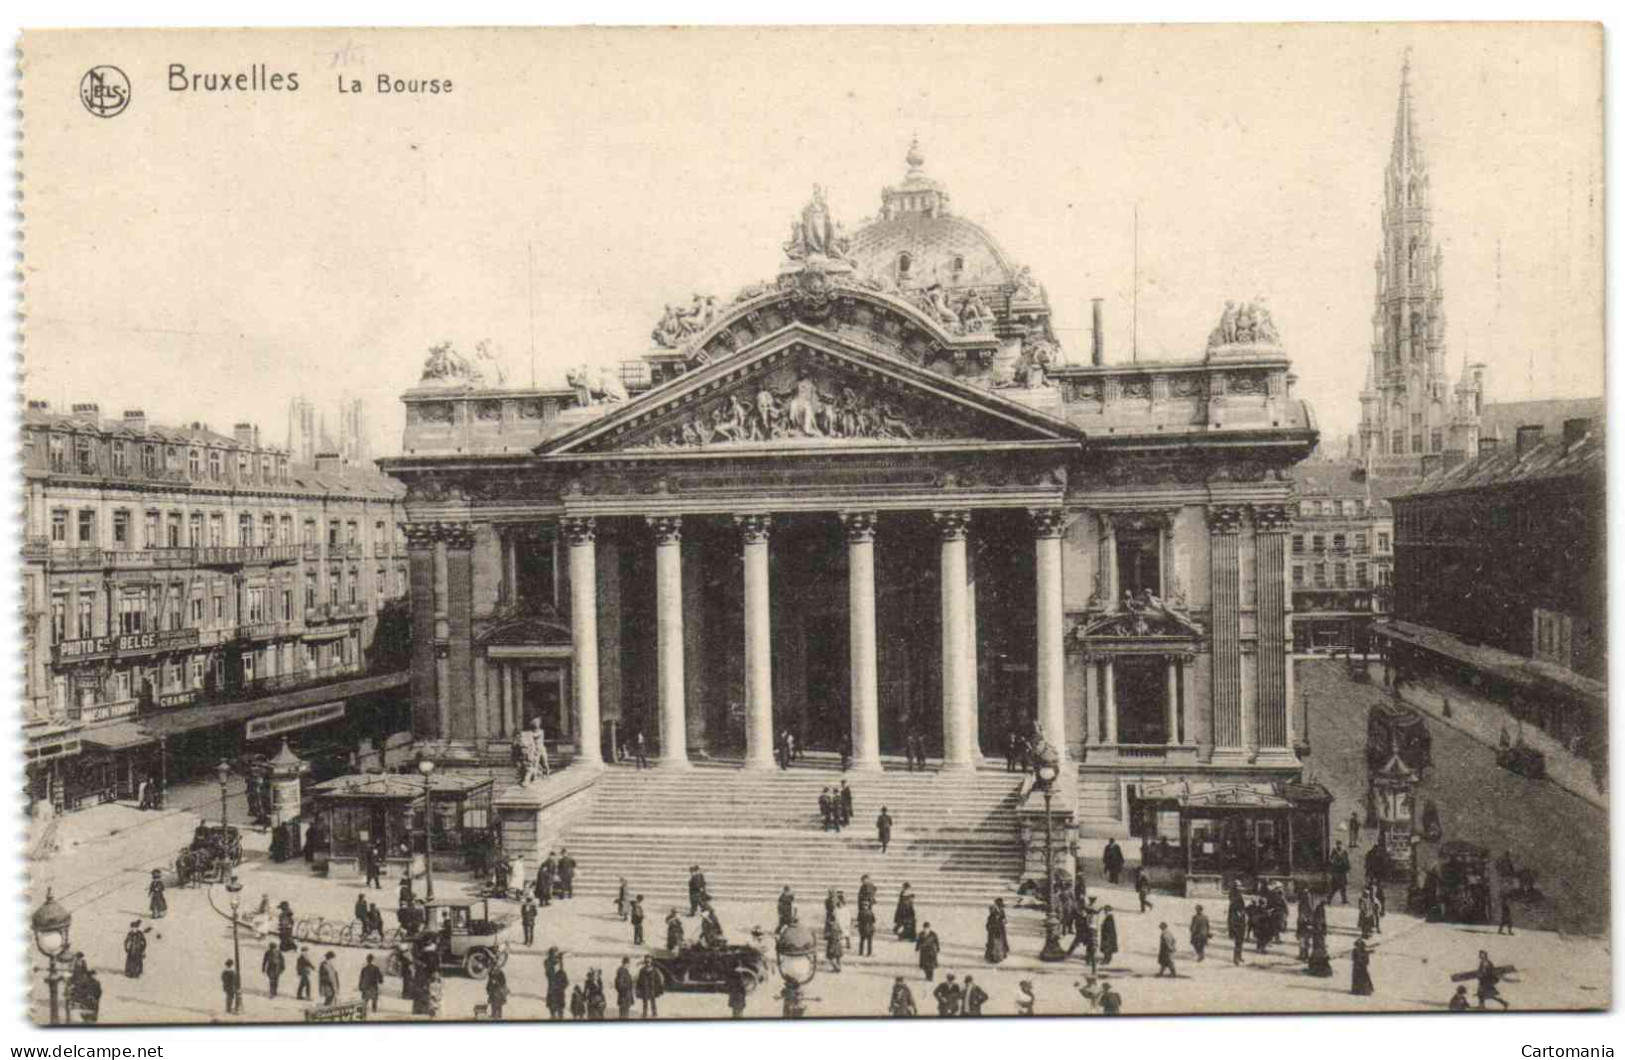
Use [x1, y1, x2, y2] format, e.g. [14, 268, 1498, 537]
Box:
[1206, 504, 1248, 536]
[645, 514, 683, 545]
[839, 510, 879, 543]
[733, 513, 774, 544]
[931, 509, 973, 541]
[1251, 503, 1293, 534]
[1028, 507, 1070, 539]
[403, 520, 476, 549]
[440, 523, 476, 551]
[403, 522, 441, 549]
[559, 516, 597, 546]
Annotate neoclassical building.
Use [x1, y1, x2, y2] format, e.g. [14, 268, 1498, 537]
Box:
[381, 146, 1318, 832]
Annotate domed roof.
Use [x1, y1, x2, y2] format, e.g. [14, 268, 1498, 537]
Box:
[846, 139, 1019, 293]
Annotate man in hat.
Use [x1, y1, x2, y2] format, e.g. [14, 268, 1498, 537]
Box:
[536, 851, 556, 907]
[630, 894, 646, 945]
[261, 941, 284, 998]
[778, 886, 796, 931]
[294, 946, 314, 1000]
[221, 959, 241, 1014]
[819, 787, 835, 831]
[635, 955, 664, 1018]
[933, 972, 963, 1016]
[963, 974, 989, 1016]
[319, 951, 340, 1006]
[857, 896, 877, 957]
[77, 969, 102, 1023]
[1156, 922, 1178, 977]
[557, 847, 577, 900]
[519, 892, 537, 945]
[888, 975, 917, 1017]
[1098, 981, 1123, 1015]
[147, 870, 167, 919]
[359, 953, 384, 1013]
[665, 908, 685, 951]
[1102, 837, 1125, 885]
[838, 779, 854, 828]
[615, 957, 636, 1018]
[1189, 904, 1211, 962]
[1329, 842, 1351, 904]
[877, 806, 894, 854]
[364, 843, 383, 890]
[123, 921, 148, 978]
[1067, 897, 1099, 973]
[915, 921, 941, 981]
[688, 865, 708, 915]
[484, 959, 508, 1019]
[398, 875, 414, 910]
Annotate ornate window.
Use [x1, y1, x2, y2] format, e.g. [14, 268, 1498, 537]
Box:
[896, 252, 912, 280]
[1115, 527, 1161, 598]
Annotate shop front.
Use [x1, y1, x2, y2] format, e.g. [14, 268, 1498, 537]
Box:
[1131, 778, 1333, 896]
[308, 772, 494, 878]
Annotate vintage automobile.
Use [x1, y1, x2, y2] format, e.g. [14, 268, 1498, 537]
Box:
[647, 939, 772, 994]
[177, 823, 242, 883]
[1431, 841, 1493, 924]
[384, 899, 511, 979]
[1497, 741, 1547, 780]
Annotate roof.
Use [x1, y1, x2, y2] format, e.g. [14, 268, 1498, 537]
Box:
[1135, 778, 1332, 809]
[1479, 397, 1606, 442]
[311, 771, 493, 800]
[1374, 619, 1605, 704]
[136, 671, 409, 738]
[1397, 420, 1603, 499]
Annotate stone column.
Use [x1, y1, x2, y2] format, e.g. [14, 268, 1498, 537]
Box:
[563, 516, 602, 769]
[736, 514, 776, 771]
[648, 515, 689, 768]
[1180, 653, 1195, 745]
[1208, 505, 1246, 751]
[1031, 508, 1070, 758]
[1165, 657, 1180, 745]
[842, 511, 882, 772]
[934, 510, 975, 770]
[966, 539, 980, 752]
[1103, 660, 1118, 744]
[404, 523, 441, 739]
[441, 524, 476, 743]
[1253, 504, 1292, 750]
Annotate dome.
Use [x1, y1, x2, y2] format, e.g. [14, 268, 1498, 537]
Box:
[847, 139, 1019, 294]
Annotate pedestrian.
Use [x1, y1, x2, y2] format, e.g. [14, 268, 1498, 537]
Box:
[877, 806, 893, 853]
[364, 844, 382, 889]
[964, 974, 989, 1016]
[727, 974, 748, 1018]
[666, 907, 685, 950]
[1348, 811, 1362, 847]
[916, 921, 941, 981]
[1099, 906, 1119, 966]
[688, 865, 707, 916]
[635, 955, 664, 1018]
[784, 729, 797, 766]
[295, 947, 314, 999]
[819, 787, 835, 831]
[1098, 982, 1123, 1015]
[1005, 731, 1019, 772]
[1358, 889, 1374, 939]
[894, 883, 917, 940]
[78, 969, 102, 1024]
[825, 907, 845, 972]
[1228, 902, 1247, 965]
[424, 970, 443, 1019]
[558, 848, 577, 899]
[633, 729, 649, 769]
[1351, 939, 1374, 996]
[839, 732, 852, 772]
[1014, 979, 1036, 1016]
[1102, 838, 1124, 885]
[546, 955, 569, 1020]
[1066, 897, 1099, 972]
[933, 973, 963, 1016]
[278, 900, 296, 952]
[261, 942, 284, 998]
[318, 951, 339, 1006]
[1498, 892, 1516, 935]
[484, 961, 508, 1019]
[221, 959, 241, 1014]
[1476, 951, 1510, 1010]
[359, 953, 384, 1013]
[123, 921, 148, 978]
[354, 892, 370, 931]
[857, 899, 876, 957]
[839, 779, 854, 827]
[1448, 985, 1471, 1011]
[536, 851, 555, 907]
[1135, 869, 1153, 913]
[1189, 904, 1210, 962]
[398, 875, 414, 909]
[570, 984, 587, 1020]
[631, 894, 646, 944]
[147, 870, 167, 919]
[1329, 842, 1351, 904]
[615, 957, 635, 1018]
[368, 901, 386, 942]
[587, 968, 607, 1019]
[984, 898, 1009, 963]
[520, 893, 538, 945]
[778, 886, 796, 931]
[1156, 922, 1178, 977]
[888, 975, 918, 1017]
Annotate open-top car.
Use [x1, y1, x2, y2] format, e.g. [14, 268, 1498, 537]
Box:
[384, 898, 510, 979]
[648, 939, 771, 994]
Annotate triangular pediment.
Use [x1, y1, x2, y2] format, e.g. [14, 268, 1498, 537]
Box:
[1075, 598, 1206, 641]
[539, 330, 1080, 457]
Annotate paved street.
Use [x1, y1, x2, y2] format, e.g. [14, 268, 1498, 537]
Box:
[1298, 658, 1610, 936]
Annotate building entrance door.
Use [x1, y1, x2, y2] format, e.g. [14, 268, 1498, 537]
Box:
[803, 610, 850, 751]
[521, 665, 570, 744]
[1115, 656, 1169, 745]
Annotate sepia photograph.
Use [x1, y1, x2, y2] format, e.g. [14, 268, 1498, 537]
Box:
[12, 22, 1609, 1029]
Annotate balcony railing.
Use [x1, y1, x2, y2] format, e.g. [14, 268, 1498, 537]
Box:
[41, 543, 302, 571]
[145, 662, 389, 715]
[303, 542, 325, 561]
[196, 543, 302, 566]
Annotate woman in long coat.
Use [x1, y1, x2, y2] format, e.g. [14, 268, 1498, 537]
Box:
[824, 909, 845, 972]
[894, 885, 917, 941]
[1350, 939, 1375, 995]
[277, 901, 296, 952]
[147, 871, 167, 919]
[1099, 906, 1119, 965]
[984, 899, 1009, 963]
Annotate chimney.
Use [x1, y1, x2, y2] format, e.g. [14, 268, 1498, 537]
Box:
[1562, 417, 1592, 448]
[314, 451, 344, 473]
[253, 425, 262, 448]
[122, 409, 147, 432]
[70, 402, 100, 418]
[1090, 298, 1104, 366]
[233, 422, 256, 446]
[26, 399, 49, 411]
[1515, 425, 1544, 459]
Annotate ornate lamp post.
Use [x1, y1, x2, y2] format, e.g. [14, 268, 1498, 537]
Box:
[774, 922, 819, 1018]
[216, 760, 232, 829]
[418, 757, 436, 901]
[225, 873, 244, 1014]
[1034, 740, 1068, 962]
[31, 888, 73, 1025]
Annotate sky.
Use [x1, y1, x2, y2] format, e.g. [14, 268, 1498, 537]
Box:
[21, 23, 1604, 457]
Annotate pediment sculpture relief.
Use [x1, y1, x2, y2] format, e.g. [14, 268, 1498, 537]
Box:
[1074, 588, 1204, 639]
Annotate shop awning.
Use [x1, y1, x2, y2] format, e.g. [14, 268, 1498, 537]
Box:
[139, 671, 408, 738]
[79, 721, 157, 752]
[1375, 620, 1606, 705]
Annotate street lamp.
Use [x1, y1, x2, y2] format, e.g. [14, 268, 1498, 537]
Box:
[1034, 740, 1068, 962]
[225, 872, 244, 1015]
[417, 757, 436, 901]
[31, 888, 72, 1026]
[216, 760, 232, 830]
[774, 921, 818, 1018]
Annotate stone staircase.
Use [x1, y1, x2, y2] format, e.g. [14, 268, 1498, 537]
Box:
[556, 758, 1026, 910]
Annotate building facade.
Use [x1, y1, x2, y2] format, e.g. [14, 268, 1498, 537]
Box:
[1287, 462, 1396, 654]
[381, 147, 1319, 834]
[1379, 416, 1605, 780]
[20, 402, 412, 812]
[1356, 56, 1487, 480]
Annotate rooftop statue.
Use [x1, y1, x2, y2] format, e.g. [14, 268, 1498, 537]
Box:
[419, 339, 505, 387]
[1206, 298, 1282, 350]
[782, 184, 854, 263]
[651, 294, 719, 349]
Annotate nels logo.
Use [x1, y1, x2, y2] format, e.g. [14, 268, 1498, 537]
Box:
[80, 65, 131, 118]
